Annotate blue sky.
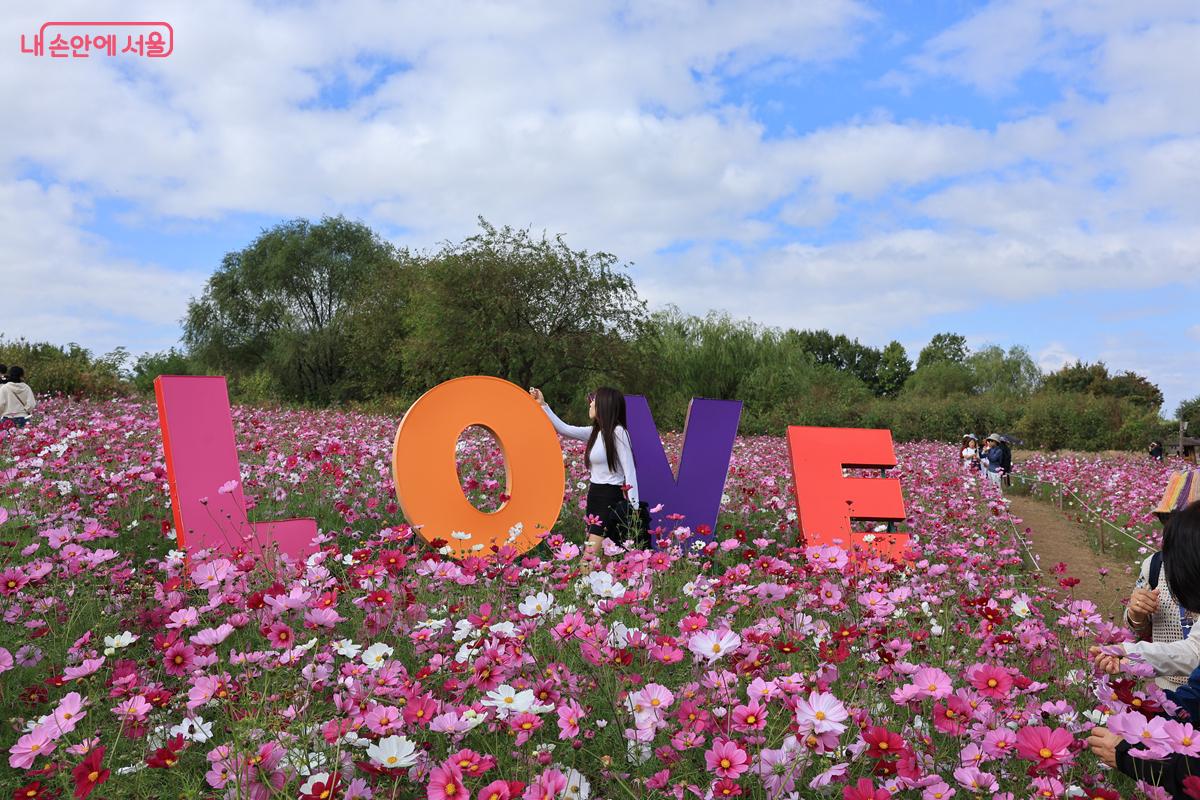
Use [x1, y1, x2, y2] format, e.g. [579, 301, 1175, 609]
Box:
[2, 0, 1197, 413]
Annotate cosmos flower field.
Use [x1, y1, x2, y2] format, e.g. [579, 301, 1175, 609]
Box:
[0, 396, 1189, 799]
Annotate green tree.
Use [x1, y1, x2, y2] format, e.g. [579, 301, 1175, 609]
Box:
[788, 329, 882, 393]
[1109, 370, 1164, 412]
[1178, 395, 1200, 434]
[903, 360, 975, 398]
[967, 345, 1041, 397]
[916, 332, 969, 369]
[1042, 360, 1163, 412]
[130, 348, 196, 394]
[184, 216, 398, 403]
[875, 340, 912, 397]
[402, 220, 647, 408]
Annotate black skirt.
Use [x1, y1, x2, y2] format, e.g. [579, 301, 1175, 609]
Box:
[586, 483, 628, 542]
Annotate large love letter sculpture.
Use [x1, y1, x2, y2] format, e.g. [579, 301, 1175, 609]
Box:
[393, 376, 565, 559]
[625, 395, 741, 548]
[786, 426, 910, 560]
[155, 376, 318, 560]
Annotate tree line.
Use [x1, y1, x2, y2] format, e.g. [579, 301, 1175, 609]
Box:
[4, 216, 1192, 451]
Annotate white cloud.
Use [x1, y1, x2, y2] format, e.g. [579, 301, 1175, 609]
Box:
[0, 0, 1196, 405]
[1036, 342, 1077, 372]
[0, 178, 203, 355]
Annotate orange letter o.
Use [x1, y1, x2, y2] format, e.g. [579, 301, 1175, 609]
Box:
[393, 376, 565, 559]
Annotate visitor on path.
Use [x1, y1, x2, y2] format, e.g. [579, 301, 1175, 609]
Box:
[529, 386, 644, 559]
[979, 434, 1005, 487]
[0, 366, 35, 428]
[959, 435, 978, 469]
[1150, 441, 1165, 461]
[1087, 501, 1200, 798]
[0, 363, 7, 383]
[998, 436, 1013, 487]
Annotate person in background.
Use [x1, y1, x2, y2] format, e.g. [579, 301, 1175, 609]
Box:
[959, 435, 978, 470]
[1150, 441, 1165, 462]
[979, 434, 1005, 487]
[0, 366, 35, 428]
[0, 363, 7, 383]
[998, 436, 1013, 487]
[529, 386, 641, 560]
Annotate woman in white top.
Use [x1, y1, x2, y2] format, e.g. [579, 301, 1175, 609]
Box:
[529, 386, 639, 559]
[0, 366, 35, 429]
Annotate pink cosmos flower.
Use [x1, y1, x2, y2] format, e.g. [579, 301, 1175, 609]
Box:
[557, 701, 585, 739]
[731, 699, 767, 732]
[427, 761, 467, 800]
[1014, 726, 1074, 771]
[112, 694, 152, 723]
[908, 666, 954, 700]
[843, 778, 891, 800]
[64, 656, 104, 681]
[49, 691, 87, 736]
[163, 641, 197, 676]
[705, 737, 749, 779]
[966, 664, 1013, 698]
[688, 629, 741, 663]
[1164, 720, 1200, 757]
[8, 726, 55, 769]
[794, 691, 849, 735]
[364, 704, 403, 735]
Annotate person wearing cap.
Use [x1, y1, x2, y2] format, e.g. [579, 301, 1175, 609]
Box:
[959, 435, 978, 470]
[979, 434, 1005, 487]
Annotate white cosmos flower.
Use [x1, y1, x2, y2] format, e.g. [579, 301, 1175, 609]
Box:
[331, 639, 362, 659]
[482, 685, 536, 717]
[361, 643, 393, 670]
[562, 767, 591, 799]
[169, 715, 213, 742]
[519, 592, 556, 617]
[103, 631, 138, 655]
[452, 619, 476, 642]
[687, 630, 741, 663]
[367, 735, 419, 769]
[450, 531, 472, 540]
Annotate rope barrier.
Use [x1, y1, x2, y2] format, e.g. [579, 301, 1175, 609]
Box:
[1007, 472, 1152, 552]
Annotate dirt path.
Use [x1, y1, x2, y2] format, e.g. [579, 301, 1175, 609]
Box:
[1007, 494, 1131, 621]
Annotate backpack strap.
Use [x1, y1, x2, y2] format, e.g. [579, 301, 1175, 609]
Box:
[1150, 551, 1164, 590]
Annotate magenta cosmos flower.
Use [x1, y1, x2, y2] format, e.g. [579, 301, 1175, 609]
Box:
[705, 737, 749, 779]
[1014, 725, 1074, 771]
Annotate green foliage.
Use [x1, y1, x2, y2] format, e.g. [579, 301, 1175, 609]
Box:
[0, 336, 128, 397]
[401, 220, 647, 411]
[184, 215, 399, 403]
[1178, 395, 1200, 433]
[916, 332, 969, 369]
[1043, 360, 1163, 413]
[903, 361, 975, 398]
[129, 348, 197, 394]
[967, 345, 1041, 398]
[862, 394, 1023, 444]
[787, 329, 883, 394]
[875, 341, 912, 398]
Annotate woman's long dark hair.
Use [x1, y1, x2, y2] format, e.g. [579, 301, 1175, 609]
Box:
[586, 387, 626, 473]
[1163, 500, 1200, 613]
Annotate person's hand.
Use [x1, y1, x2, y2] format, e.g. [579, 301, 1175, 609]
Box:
[1128, 587, 1159, 623]
[529, 387, 545, 405]
[1087, 726, 1120, 768]
[1088, 645, 1126, 674]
